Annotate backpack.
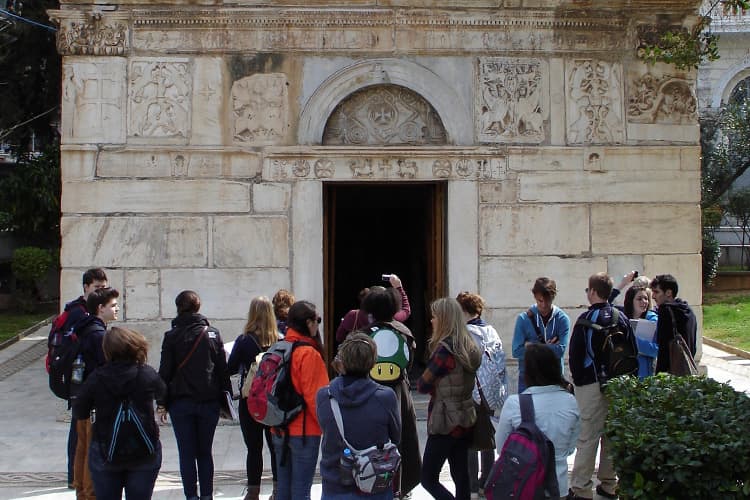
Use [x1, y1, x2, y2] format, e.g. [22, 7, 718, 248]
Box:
[47, 303, 88, 400]
[246, 340, 305, 427]
[328, 390, 401, 494]
[471, 330, 507, 411]
[367, 324, 411, 384]
[239, 334, 265, 399]
[575, 308, 639, 387]
[98, 368, 157, 465]
[484, 394, 559, 500]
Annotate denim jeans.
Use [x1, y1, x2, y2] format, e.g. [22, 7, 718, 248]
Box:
[271, 434, 321, 500]
[169, 398, 220, 498]
[322, 491, 393, 500]
[88, 442, 161, 500]
[421, 433, 471, 500]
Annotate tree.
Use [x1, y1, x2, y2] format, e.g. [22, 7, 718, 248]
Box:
[638, 0, 750, 70]
[702, 104, 750, 209]
[0, 1, 60, 151]
[0, 145, 61, 248]
[726, 188, 750, 269]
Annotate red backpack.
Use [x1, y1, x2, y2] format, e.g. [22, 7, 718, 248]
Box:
[246, 340, 305, 427]
[484, 394, 559, 500]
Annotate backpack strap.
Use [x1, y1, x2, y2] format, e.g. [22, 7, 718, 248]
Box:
[526, 309, 546, 344]
[519, 393, 535, 423]
[177, 326, 207, 371]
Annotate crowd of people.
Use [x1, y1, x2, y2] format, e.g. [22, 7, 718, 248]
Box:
[56, 267, 698, 500]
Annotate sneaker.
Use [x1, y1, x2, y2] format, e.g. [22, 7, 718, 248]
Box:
[595, 485, 618, 499]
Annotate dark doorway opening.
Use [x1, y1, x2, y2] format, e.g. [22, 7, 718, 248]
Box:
[323, 182, 446, 379]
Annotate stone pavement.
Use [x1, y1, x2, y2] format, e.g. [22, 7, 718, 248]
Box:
[0, 325, 748, 500]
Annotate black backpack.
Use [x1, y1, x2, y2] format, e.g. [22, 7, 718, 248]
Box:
[98, 367, 157, 465]
[576, 308, 638, 386]
[47, 304, 88, 400]
[484, 394, 559, 499]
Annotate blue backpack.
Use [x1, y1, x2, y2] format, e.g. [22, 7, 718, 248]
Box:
[484, 394, 559, 500]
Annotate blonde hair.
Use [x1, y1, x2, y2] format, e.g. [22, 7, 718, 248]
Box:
[243, 296, 279, 348]
[429, 297, 479, 368]
[103, 326, 148, 365]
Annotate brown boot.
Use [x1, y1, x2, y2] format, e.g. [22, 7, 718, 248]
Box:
[268, 481, 277, 500]
[243, 485, 260, 500]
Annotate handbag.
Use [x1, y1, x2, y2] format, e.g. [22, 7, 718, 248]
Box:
[471, 377, 496, 451]
[666, 308, 698, 376]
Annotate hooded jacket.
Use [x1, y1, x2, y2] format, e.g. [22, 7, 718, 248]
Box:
[72, 361, 166, 465]
[157, 313, 231, 407]
[512, 304, 571, 383]
[73, 315, 107, 381]
[655, 299, 697, 374]
[316, 375, 401, 495]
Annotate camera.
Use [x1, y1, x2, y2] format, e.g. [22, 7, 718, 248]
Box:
[633, 271, 639, 280]
[381, 274, 391, 282]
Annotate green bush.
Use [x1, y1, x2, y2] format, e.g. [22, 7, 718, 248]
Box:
[702, 229, 721, 286]
[606, 375, 750, 499]
[11, 246, 52, 284]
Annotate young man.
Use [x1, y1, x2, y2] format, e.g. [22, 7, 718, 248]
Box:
[71, 287, 120, 500]
[59, 268, 108, 489]
[512, 277, 571, 393]
[650, 274, 698, 374]
[568, 273, 632, 500]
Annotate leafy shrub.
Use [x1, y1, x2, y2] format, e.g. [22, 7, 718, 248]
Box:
[11, 246, 53, 284]
[702, 229, 721, 286]
[606, 375, 750, 499]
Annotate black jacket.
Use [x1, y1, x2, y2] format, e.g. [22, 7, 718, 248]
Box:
[569, 302, 633, 386]
[74, 315, 107, 381]
[72, 361, 166, 464]
[655, 299, 697, 374]
[157, 313, 231, 407]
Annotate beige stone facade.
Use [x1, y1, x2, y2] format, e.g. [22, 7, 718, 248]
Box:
[52, 1, 704, 357]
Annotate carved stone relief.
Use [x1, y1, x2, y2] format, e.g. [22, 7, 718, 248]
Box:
[477, 58, 549, 144]
[265, 155, 505, 181]
[128, 59, 192, 143]
[61, 58, 126, 144]
[566, 60, 624, 144]
[628, 74, 697, 124]
[231, 74, 289, 146]
[55, 15, 129, 56]
[322, 85, 447, 146]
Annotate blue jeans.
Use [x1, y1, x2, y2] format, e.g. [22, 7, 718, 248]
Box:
[88, 442, 161, 500]
[271, 434, 321, 500]
[323, 492, 393, 500]
[169, 399, 220, 498]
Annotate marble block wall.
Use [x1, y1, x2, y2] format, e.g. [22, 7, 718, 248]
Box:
[51, 1, 704, 356]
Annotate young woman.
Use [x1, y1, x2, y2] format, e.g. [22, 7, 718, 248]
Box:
[272, 289, 295, 336]
[270, 300, 329, 500]
[228, 296, 280, 500]
[495, 343, 580, 498]
[157, 290, 231, 500]
[316, 333, 401, 500]
[73, 326, 166, 500]
[622, 285, 659, 379]
[418, 297, 482, 500]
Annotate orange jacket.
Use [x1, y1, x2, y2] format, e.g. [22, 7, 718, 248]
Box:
[280, 327, 329, 437]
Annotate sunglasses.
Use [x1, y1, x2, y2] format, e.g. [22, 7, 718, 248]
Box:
[309, 316, 322, 324]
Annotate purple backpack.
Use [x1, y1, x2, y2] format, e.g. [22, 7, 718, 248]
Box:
[484, 394, 559, 500]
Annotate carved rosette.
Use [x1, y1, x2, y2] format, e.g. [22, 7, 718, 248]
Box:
[322, 85, 447, 146]
[476, 58, 549, 144]
[231, 74, 290, 146]
[628, 73, 697, 124]
[128, 59, 192, 142]
[54, 14, 130, 56]
[566, 60, 624, 145]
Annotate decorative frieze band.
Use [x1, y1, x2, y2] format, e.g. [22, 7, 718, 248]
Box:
[51, 12, 130, 56]
[263, 152, 507, 181]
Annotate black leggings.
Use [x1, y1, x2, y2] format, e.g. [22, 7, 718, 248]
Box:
[421, 433, 471, 500]
[239, 397, 277, 486]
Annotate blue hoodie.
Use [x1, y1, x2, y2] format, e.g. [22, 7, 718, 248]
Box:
[512, 305, 571, 391]
[316, 375, 401, 496]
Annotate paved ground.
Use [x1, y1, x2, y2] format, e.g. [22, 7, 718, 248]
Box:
[0, 327, 748, 500]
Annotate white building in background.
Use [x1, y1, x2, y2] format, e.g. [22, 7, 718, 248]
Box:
[698, 1, 750, 265]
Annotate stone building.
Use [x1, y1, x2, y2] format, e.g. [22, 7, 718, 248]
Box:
[51, 0, 703, 367]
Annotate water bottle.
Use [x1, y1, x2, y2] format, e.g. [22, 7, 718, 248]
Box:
[71, 355, 85, 384]
[339, 448, 355, 486]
